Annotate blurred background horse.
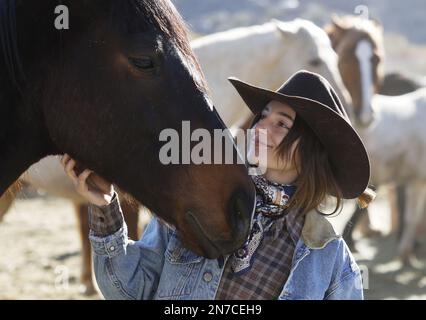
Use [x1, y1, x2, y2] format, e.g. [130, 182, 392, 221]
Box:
[325, 15, 426, 264]
[192, 18, 351, 130]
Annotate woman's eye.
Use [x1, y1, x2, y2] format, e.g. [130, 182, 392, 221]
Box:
[278, 121, 289, 129]
[129, 56, 155, 70]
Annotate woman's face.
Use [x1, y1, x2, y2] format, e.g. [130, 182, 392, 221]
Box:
[252, 100, 300, 174]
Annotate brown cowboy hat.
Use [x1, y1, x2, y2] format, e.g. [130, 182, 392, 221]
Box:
[228, 70, 370, 199]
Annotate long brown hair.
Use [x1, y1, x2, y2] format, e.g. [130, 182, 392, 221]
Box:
[252, 110, 375, 216]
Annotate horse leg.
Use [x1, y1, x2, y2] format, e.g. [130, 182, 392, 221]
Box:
[0, 192, 15, 223]
[356, 210, 380, 237]
[387, 184, 419, 248]
[398, 183, 426, 265]
[393, 184, 422, 251]
[395, 184, 407, 242]
[74, 203, 97, 296]
[342, 206, 366, 251]
[387, 184, 400, 235]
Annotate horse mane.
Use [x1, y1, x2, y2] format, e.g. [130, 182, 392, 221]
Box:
[0, 0, 25, 91]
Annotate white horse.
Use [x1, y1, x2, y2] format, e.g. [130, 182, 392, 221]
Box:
[192, 18, 351, 129]
[362, 90, 426, 261]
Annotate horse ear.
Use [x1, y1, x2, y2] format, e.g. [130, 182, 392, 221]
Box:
[271, 19, 298, 42]
[331, 14, 347, 32]
[370, 17, 384, 31]
[324, 15, 348, 50]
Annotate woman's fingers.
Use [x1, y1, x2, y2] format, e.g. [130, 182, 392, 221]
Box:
[64, 157, 78, 184]
[61, 153, 71, 168]
[76, 169, 92, 194]
[60, 154, 113, 206]
[78, 169, 93, 183]
[78, 169, 93, 188]
[78, 169, 112, 206]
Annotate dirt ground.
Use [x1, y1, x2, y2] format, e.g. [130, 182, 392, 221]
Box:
[0, 187, 425, 300]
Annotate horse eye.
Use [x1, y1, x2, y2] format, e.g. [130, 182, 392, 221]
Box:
[309, 58, 322, 67]
[129, 56, 155, 70]
[371, 55, 380, 64]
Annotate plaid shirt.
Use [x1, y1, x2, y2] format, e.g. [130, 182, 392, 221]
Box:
[88, 192, 124, 237]
[216, 208, 305, 300]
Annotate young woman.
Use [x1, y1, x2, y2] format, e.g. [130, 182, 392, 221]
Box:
[62, 70, 374, 300]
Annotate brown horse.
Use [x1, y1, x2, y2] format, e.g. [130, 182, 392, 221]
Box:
[0, 0, 255, 274]
[324, 15, 384, 249]
[325, 15, 425, 257]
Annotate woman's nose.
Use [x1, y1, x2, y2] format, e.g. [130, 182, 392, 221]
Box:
[256, 118, 269, 130]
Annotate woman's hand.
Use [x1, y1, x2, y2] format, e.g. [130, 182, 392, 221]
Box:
[61, 154, 115, 206]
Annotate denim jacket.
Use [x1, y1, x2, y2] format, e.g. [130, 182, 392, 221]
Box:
[89, 208, 363, 300]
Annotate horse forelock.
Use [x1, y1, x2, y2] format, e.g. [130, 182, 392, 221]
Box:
[330, 16, 384, 53]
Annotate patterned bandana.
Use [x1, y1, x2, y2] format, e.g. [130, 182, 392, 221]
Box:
[229, 175, 297, 274]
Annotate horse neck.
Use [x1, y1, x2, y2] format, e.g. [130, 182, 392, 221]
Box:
[0, 99, 55, 195]
[359, 91, 426, 183]
[193, 23, 284, 87]
[0, 66, 58, 194]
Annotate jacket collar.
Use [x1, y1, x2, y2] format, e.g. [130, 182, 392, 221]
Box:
[300, 209, 340, 249]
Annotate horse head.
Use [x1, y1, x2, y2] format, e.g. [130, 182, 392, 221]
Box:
[325, 15, 385, 126]
[271, 19, 352, 113]
[0, 0, 255, 258]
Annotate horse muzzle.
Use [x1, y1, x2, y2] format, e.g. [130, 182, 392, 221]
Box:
[185, 190, 253, 259]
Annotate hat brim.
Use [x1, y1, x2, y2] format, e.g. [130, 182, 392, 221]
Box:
[228, 77, 370, 199]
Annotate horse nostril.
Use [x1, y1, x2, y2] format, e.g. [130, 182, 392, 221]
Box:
[235, 204, 242, 217]
[234, 198, 244, 217]
[230, 193, 251, 240]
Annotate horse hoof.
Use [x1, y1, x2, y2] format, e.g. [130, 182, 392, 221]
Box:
[399, 252, 423, 269]
[80, 282, 97, 296]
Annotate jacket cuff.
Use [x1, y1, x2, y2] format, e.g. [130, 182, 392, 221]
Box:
[88, 191, 124, 237]
[89, 223, 129, 258]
